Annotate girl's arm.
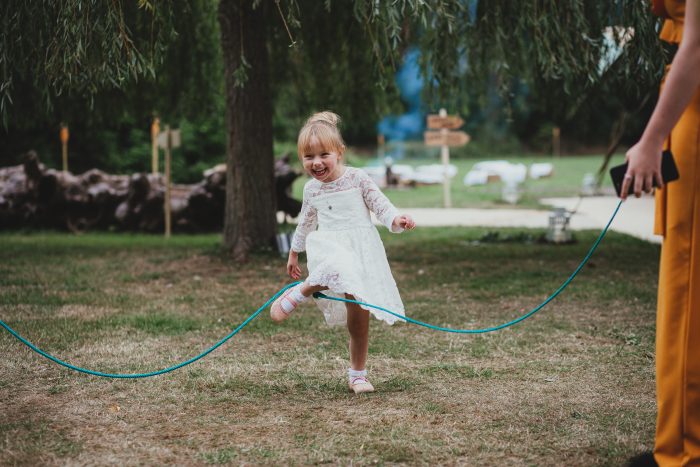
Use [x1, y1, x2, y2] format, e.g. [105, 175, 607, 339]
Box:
[622, 0, 700, 199]
[287, 184, 317, 279]
[357, 170, 413, 232]
[290, 183, 318, 253]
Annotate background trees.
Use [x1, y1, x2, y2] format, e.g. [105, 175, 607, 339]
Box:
[1, 1, 667, 259]
[0, 0, 222, 180]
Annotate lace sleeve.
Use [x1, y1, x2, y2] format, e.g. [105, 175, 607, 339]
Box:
[357, 170, 402, 233]
[291, 183, 318, 252]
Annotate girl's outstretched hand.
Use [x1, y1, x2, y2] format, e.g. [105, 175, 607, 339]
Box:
[393, 214, 416, 231]
[287, 251, 302, 280]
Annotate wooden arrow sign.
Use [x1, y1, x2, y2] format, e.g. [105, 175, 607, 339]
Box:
[427, 114, 464, 130]
[424, 131, 471, 147]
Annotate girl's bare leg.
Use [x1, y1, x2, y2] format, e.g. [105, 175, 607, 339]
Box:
[299, 282, 327, 297]
[346, 295, 369, 370]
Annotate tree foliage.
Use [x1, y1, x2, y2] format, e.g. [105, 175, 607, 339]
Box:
[275, 1, 664, 114]
[268, 0, 405, 143]
[0, 0, 224, 179]
[266, 0, 665, 152]
[1, 1, 665, 147]
[467, 1, 665, 125]
[0, 1, 175, 127]
[0, 0, 669, 258]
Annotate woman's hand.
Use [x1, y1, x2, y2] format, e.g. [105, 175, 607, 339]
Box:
[287, 251, 302, 280]
[621, 139, 665, 200]
[392, 214, 416, 231]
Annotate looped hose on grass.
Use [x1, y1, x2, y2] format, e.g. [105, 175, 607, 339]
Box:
[0, 282, 301, 379]
[1, 200, 623, 378]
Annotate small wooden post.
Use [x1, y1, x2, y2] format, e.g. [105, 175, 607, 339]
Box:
[151, 117, 160, 174]
[157, 126, 180, 239]
[164, 125, 172, 239]
[439, 109, 451, 208]
[60, 124, 69, 172]
[552, 126, 561, 158]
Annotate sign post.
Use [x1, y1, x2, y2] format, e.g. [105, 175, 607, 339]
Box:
[424, 109, 470, 208]
[60, 124, 69, 172]
[439, 109, 451, 208]
[157, 126, 181, 238]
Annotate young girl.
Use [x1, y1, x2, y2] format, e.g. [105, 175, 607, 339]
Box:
[270, 111, 416, 394]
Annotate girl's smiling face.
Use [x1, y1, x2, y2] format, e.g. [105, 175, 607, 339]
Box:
[302, 136, 344, 183]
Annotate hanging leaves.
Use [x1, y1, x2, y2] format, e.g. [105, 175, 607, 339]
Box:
[280, 0, 664, 114]
[0, 0, 666, 130]
[0, 0, 174, 126]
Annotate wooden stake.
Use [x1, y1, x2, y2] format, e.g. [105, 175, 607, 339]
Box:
[151, 117, 160, 174]
[552, 126, 561, 158]
[164, 125, 172, 239]
[439, 109, 451, 208]
[60, 125, 69, 172]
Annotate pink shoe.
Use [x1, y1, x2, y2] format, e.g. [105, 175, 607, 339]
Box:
[348, 376, 375, 394]
[270, 288, 300, 322]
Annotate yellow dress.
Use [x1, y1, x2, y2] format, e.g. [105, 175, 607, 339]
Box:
[652, 1, 700, 465]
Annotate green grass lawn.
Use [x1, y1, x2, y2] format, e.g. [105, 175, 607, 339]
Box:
[290, 153, 627, 209]
[0, 231, 657, 465]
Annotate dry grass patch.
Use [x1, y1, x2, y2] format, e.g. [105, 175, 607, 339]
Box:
[0, 230, 658, 465]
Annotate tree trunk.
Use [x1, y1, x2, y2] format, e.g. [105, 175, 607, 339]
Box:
[218, 0, 276, 261]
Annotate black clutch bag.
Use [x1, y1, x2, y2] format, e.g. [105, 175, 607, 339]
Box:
[609, 150, 679, 197]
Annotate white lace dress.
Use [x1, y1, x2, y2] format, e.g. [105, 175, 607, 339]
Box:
[291, 167, 406, 326]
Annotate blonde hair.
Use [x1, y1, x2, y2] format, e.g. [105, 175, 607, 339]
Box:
[297, 111, 346, 159]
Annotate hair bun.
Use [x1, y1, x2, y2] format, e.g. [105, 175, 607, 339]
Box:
[297, 110, 345, 158]
[307, 111, 341, 128]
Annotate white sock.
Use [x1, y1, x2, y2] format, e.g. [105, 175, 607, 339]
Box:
[281, 284, 307, 313]
[348, 368, 367, 383]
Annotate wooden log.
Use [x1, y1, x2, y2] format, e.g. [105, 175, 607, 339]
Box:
[0, 152, 302, 233]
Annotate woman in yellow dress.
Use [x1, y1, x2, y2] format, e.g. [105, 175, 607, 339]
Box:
[622, 1, 700, 465]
